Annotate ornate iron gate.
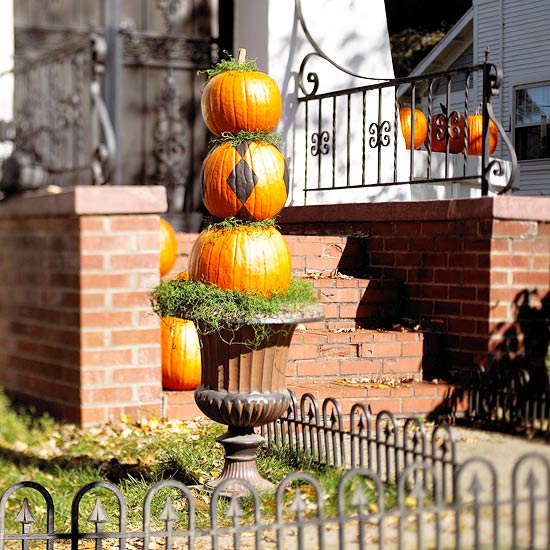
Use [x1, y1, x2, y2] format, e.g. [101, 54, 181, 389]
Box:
[3, 1, 222, 229]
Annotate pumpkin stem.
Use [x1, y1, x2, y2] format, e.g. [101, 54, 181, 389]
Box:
[238, 48, 247, 64]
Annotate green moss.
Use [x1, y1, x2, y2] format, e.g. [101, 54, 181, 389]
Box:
[205, 216, 276, 231]
[199, 50, 258, 80]
[209, 130, 283, 148]
[149, 278, 319, 348]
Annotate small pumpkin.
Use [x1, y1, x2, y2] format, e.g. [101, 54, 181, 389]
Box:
[425, 112, 466, 154]
[201, 140, 288, 221]
[466, 114, 498, 156]
[399, 107, 428, 150]
[159, 218, 178, 277]
[188, 224, 292, 295]
[200, 49, 282, 136]
[160, 316, 201, 391]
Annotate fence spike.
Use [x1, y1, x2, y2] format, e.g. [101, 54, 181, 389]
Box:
[88, 497, 109, 525]
[158, 496, 179, 524]
[14, 499, 36, 525]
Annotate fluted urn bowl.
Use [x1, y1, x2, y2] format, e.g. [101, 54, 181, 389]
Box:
[194, 304, 323, 494]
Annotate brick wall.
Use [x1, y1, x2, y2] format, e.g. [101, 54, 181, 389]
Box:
[278, 196, 550, 374]
[0, 186, 167, 425]
[1, 190, 548, 425]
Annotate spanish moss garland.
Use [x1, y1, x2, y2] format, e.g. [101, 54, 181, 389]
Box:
[204, 216, 277, 231]
[150, 278, 319, 349]
[199, 50, 258, 80]
[209, 130, 283, 148]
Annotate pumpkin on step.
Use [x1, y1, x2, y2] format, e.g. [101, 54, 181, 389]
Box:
[159, 218, 178, 277]
[399, 107, 428, 150]
[466, 114, 498, 156]
[188, 223, 291, 295]
[201, 140, 288, 221]
[160, 316, 201, 391]
[425, 112, 466, 154]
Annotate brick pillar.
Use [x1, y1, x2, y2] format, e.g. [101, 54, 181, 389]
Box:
[0, 186, 167, 426]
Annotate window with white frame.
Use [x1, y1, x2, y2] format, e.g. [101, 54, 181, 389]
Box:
[515, 83, 550, 161]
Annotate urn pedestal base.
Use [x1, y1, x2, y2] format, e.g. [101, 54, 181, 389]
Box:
[194, 386, 291, 496]
[204, 429, 275, 496]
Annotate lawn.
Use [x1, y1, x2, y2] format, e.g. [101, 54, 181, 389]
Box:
[0, 390, 388, 535]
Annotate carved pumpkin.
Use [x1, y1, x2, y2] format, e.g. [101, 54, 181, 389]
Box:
[160, 316, 201, 391]
[466, 114, 498, 156]
[425, 112, 466, 154]
[159, 218, 178, 277]
[201, 140, 288, 221]
[200, 58, 282, 136]
[188, 224, 292, 295]
[399, 107, 428, 150]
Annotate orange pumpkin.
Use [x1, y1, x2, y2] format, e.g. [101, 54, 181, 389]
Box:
[399, 107, 428, 150]
[159, 218, 178, 277]
[425, 113, 466, 154]
[201, 140, 288, 221]
[466, 114, 498, 156]
[200, 70, 282, 136]
[188, 224, 291, 295]
[160, 316, 201, 390]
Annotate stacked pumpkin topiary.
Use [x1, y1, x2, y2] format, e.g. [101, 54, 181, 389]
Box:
[188, 48, 292, 296]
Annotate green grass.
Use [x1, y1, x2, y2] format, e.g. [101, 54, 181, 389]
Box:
[2, 395, 525, 547]
[0, 390, 396, 534]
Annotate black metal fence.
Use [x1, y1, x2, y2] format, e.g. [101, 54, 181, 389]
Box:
[1, 452, 549, 550]
[461, 363, 550, 438]
[260, 392, 457, 501]
[0, 393, 549, 549]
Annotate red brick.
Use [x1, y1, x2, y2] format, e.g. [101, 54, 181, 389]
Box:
[110, 216, 159, 231]
[401, 396, 443, 414]
[112, 328, 160, 346]
[493, 220, 536, 237]
[361, 342, 402, 358]
[110, 253, 157, 269]
[81, 349, 133, 367]
[339, 359, 381, 375]
[513, 271, 549, 286]
[295, 360, 340, 377]
[367, 399, 402, 414]
[381, 357, 421, 374]
[80, 217, 107, 231]
[81, 273, 133, 289]
[80, 311, 134, 328]
[83, 386, 135, 405]
[287, 344, 320, 361]
[111, 291, 150, 309]
[80, 254, 105, 270]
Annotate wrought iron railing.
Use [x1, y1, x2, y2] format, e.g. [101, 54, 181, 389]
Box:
[1, 453, 549, 550]
[293, 0, 519, 204]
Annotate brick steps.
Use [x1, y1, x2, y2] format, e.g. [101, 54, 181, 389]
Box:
[161, 324, 454, 420]
[162, 380, 465, 420]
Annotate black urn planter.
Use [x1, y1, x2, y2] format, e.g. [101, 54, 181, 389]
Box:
[194, 307, 322, 495]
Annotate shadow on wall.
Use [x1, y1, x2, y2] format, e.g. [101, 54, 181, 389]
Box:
[441, 289, 550, 433]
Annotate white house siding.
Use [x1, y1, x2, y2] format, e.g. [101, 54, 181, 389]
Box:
[474, 0, 550, 194]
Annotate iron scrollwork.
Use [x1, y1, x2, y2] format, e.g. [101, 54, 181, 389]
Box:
[483, 63, 519, 194]
[368, 121, 391, 148]
[311, 131, 330, 156]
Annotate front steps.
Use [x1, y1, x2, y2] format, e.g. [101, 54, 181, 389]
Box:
[161, 273, 467, 421]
